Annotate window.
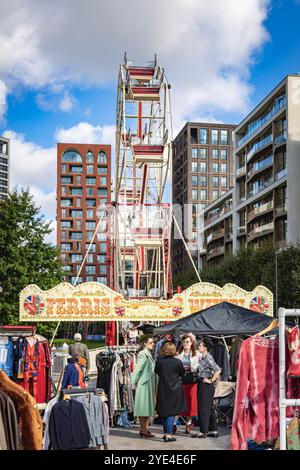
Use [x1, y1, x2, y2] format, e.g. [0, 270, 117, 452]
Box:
[200, 203, 207, 210]
[97, 232, 106, 241]
[61, 220, 72, 228]
[70, 232, 82, 240]
[85, 243, 96, 252]
[200, 162, 207, 172]
[70, 188, 82, 195]
[220, 163, 227, 173]
[190, 128, 198, 144]
[221, 176, 227, 188]
[87, 254, 94, 263]
[192, 175, 198, 186]
[199, 148, 207, 159]
[192, 204, 197, 215]
[61, 231, 66, 240]
[212, 190, 219, 200]
[86, 209, 94, 218]
[211, 129, 219, 145]
[61, 164, 67, 173]
[61, 208, 67, 218]
[192, 162, 198, 172]
[220, 130, 228, 145]
[61, 176, 72, 184]
[61, 243, 71, 252]
[212, 163, 219, 173]
[99, 199, 107, 207]
[100, 243, 107, 253]
[76, 175, 82, 184]
[70, 276, 83, 285]
[70, 165, 83, 173]
[98, 167, 107, 174]
[200, 175, 207, 186]
[212, 176, 219, 187]
[98, 151, 107, 164]
[200, 128, 207, 145]
[86, 221, 96, 229]
[200, 190, 207, 200]
[97, 277, 107, 285]
[86, 231, 94, 241]
[98, 189, 108, 196]
[61, 253, 66, 261]
[70, 254, 83, 262]
[70, 210, 82, 218]
[87, 165, 94, 174]
[212, 149, 219, 159]
[220, 149, 227, 160]
[76, 198, 82, 207]
[61, 186, 67, 195]
[99, 265, 107, 275]
[76, 220, 82, 230]
[100, 176, 107, 186]
[86, 187, 94, 196]
[192, 189, 198, 200]
[86, 151, 94, 163]
[86, 276, 94, 282]
[61, 199, 72, 207]
[85, 266, 96, 274]
[192, 148, 198, 159]
[86, 199, 96, 207]
[97, 255, 106, 263]
[86, 177, 96, 185]
[75, 242, 82, 251]
[62, 150, 82, 163]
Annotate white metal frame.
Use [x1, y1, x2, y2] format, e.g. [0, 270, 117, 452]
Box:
[278, 307, 300, 450]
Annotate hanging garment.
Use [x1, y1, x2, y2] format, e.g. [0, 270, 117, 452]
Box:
[96, 352, 116, 395]
[20, 337, 40, 400]
[287, 417, 300, 450]
[75, 394, 108, 447]
[42, 396, 59, 450]
[0, 370, 42, 450]
[0, 337, 14, 377]
[0, 390, 19, 450]
[43, 341, 52, 402]
[211, 342, 230, 381]
[229, 338, 243, 380]
[36, 341, 47, 404]
[287, 326, 300, 378]
[230, 336, 280, 450]
[117, 409, 132, 428]
[48, 399, 91, 450]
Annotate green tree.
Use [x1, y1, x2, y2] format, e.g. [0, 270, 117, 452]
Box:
[0, 188, 64, 337]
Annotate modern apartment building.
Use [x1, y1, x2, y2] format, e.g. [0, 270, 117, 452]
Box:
[0, 136, 9, 200]
[57, 143, 112, 286]
[200, 75, 300, 268]
[172, 122, 236, 277]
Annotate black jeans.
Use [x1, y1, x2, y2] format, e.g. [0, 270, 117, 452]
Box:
[197, 380, 217, 434]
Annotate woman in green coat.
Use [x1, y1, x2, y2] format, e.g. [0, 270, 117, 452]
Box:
[131, 335, 156, 438]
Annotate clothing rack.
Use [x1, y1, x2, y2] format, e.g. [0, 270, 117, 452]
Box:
[278, 307, 300, 450]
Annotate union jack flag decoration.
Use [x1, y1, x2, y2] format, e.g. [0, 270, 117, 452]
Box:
[250, 296, 269, 314]
[115, 306, 125, 317]
[24, 295, 45, 316]
[172, 307, 182, 317]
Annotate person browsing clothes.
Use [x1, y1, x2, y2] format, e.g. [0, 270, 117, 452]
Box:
[69, 333, 90, 376]
[192, 337, 221, 439]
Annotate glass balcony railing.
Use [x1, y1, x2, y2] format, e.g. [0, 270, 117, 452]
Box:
[237, 95, 286, 147]
[275, 168, 287, 181]
[246, 134, 273, 162]
[248, 155, 273, 178]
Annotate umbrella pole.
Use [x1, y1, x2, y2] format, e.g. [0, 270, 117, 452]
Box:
[221, 335, 229, 353]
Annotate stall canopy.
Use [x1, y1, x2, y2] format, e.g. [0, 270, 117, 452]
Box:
[153, 301, 275, 337]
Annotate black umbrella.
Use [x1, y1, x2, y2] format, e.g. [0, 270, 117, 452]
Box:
[136, 323, 156, 334]
[153, 301, 275, 337]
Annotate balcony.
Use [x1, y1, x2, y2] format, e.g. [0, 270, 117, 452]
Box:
[204, 205, 232, 226]
[274, 133, 286, 147]
[237, 95, 286, 148]
[246, 134, 273, 163]
[247, 201, 273, 223]
[236, 166, 246, 178]
[247, 155, 273, 181]
[248, 177, 273, 198]
[237, 226, 246, 237]
[206, 246, 225, 261]
[207, 228, 225, 244]
[247, 222, 274, 242]
[225, 233, 232, 242]
[275, 168, 287, 181]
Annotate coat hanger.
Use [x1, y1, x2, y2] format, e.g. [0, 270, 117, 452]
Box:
[257, 319, 279, 337]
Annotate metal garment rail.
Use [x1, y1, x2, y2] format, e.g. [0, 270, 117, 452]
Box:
[279, 307, 300, 450]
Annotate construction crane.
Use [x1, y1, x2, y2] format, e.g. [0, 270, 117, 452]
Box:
[113, 53, 173, 301]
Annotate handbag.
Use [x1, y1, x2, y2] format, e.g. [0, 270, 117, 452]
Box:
[182, 372, 198, 385]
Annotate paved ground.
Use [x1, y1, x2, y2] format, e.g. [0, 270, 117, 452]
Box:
[108, 423, 230, 450]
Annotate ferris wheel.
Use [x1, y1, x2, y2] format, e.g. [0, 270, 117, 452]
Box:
[113, 54, 173, 299]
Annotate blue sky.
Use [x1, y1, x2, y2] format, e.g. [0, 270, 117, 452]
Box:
[0, 0, 299, 241]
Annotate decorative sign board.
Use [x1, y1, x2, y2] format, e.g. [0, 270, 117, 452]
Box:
[19, 282, 273, 322]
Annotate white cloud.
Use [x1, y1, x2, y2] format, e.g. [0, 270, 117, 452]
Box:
[0, 80, 7, 120]
[0, 0, 270, 125]
[55, 121, 115, 148]
[59, 93, 76, 112]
